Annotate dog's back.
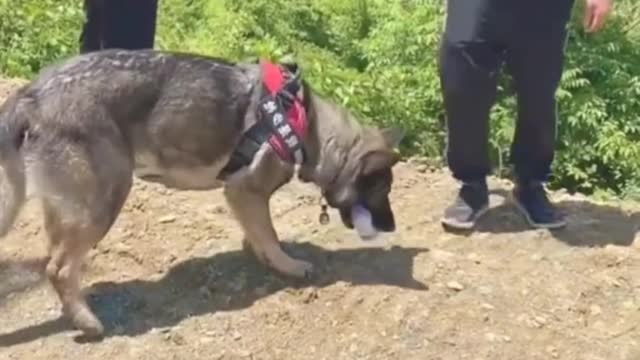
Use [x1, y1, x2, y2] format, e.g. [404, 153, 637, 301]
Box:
[29, 49, 255, 134]
[0, 50, 262, 238]
[23, 50, 261, 187]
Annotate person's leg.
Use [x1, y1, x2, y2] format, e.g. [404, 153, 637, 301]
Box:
[80, 0, 158, 53]
[439, 0, 511, 230]
[135, 0, 158, 49]
[104, 0, 158, 49]
[505, 0, 576, 229]
[103, 0, 158, 50]
[79, 0, 104, 53]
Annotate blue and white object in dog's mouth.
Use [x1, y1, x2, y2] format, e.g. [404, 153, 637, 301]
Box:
[350, 204, 379, 240]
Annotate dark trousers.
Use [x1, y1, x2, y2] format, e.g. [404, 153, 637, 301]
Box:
[439, 0, 575, 183]
[80, 0, 159, 53]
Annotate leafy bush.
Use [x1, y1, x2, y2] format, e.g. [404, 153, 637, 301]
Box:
[0, 0, 83, 77]
[555, 1, 640, 198]
[1, 0, 639, 199]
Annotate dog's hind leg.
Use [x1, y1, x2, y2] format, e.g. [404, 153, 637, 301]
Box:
[36, 134, 133, 337]
[43, 207, 107, 336]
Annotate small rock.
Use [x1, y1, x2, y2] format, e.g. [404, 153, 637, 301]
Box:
[592, 320, 607, 331]
[166, 332, 186, 346]
[485, 332, 498, 342]
[546, 346, 560, 359]
[446, 281, 465, 291]
[233, 332, 242, 341]
[158, 215, 177, 224]
[112, 325, 125, 335]
[211, 205, 227, 214]
[467, 253, 481, 264]
[590, 304, 602, 316]
[481, 303, 495, 310]
[204, 330, 218, 337]
[211, 351, 226, 360]
[431, 249, 455, 262]
[502, 335, 511, 342]
[199, 286, 213, 299]
[530, 253, 544, 262]
[231, 276, 247, 292]
[478, 286, 493, 295]
[622, 300, 635, 310]
[199, 337, 214, 345]
[113, 242, 132, 254]
[609, 277, 624, 288]
[302, 288, 319, 304]
[533, 316, 547, 328]
[254, 286, 269, 297]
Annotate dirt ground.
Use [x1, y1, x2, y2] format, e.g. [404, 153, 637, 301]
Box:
[0, 78, 639, 360]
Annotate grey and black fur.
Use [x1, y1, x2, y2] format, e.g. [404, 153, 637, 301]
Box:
[0, 49, 404, 337]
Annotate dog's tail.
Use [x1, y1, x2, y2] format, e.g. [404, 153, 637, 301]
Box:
[0, 85, 30, 237]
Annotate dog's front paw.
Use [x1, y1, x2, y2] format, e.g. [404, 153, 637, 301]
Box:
[266, 249, 314, 279]
[249, 242, 315, 280]
[66, 305, 105, 338]
[280, 258, 315, 279]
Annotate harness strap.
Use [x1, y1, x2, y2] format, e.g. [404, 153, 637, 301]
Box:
[219, 60, 307, 178]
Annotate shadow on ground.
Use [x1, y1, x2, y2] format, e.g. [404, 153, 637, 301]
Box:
[0, 242, 428, 345]
[469, 190, 640, 247]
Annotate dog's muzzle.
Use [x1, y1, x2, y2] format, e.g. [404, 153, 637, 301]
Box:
[337, 198, 396, 233]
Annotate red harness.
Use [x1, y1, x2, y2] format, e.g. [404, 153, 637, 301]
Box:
[259, 60, 308, 164]
[219, 60, 308, 178]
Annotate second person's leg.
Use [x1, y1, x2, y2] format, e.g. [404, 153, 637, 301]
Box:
[79, 0, 104, 53]
[440, 0, 512, 229]
[505, 0, 575, 229]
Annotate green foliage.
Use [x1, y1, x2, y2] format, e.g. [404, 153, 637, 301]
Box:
[1, 0, 639, 199]
[554, 2, 640, 197]
[0, 0, 83, 77]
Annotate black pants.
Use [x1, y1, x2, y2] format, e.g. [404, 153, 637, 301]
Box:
[439, 0, 575, 183]
[80, 0, 159, 53]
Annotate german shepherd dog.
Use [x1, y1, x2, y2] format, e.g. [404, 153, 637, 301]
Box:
[0, 49, 404, 336]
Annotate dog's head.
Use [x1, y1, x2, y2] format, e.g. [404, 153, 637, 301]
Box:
[322, 127, 404, 233]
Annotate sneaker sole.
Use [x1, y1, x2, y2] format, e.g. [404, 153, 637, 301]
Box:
[510, 193, 567, 230]
[441, 205, 490, 230]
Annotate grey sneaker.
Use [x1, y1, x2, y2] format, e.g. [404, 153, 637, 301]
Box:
[441, 181, 490, 230]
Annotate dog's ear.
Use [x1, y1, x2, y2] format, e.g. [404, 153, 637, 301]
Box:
[361, 149, 401, 176]
[380, 127, 405, 149]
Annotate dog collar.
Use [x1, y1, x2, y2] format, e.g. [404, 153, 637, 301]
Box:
[220, 60, 308, 177]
